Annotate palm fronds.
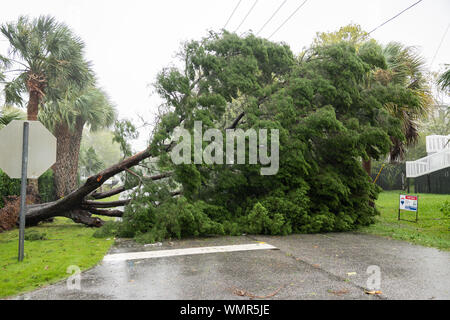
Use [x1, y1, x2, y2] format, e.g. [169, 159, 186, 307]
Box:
[0, 105, 25, 127]
[39, 86, 117, 133]
[438, 67, 450, 91]
[0, 15, 93, 106]
[381, 42, 433, 161]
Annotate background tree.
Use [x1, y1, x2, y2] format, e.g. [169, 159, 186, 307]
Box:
[0, 105, 25, 127]
[0, 15, 92, 197]
[39, 86, 116, 197]
[380, 42, 433, 162]
[79, 146, 104, 179]
[438, 66, 450, 92]
[312, 24, 432, 177]
[313, 23, 370, 48]
[80, 129, 121, 169]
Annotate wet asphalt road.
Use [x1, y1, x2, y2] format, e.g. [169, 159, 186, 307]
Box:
[12, 233, 450, 300]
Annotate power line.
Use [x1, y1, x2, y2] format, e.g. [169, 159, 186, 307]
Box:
[234, 0, 259, 33]
[267, 0, 308, 40]
[368, 0, 423, 35]
[430, 22, 450, 69]
[256, 0, 287, 36]
[224, 0, 243, 30]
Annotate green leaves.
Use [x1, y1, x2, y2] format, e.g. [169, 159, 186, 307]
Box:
[116, 30, 428, 241]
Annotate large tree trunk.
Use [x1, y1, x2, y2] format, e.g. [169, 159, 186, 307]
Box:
[23, 148, 156, 227]
[26, 89, 41, 200]
[53, 117, 85, 198]
[53, 122, 71, 198]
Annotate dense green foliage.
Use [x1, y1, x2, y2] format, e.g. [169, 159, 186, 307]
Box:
[0, 169, 56, 207]
[441, 200, 450, 218]
[37, 170, 56, 203]
[0, 170, 21, 208]
[92, 31, 426, 242]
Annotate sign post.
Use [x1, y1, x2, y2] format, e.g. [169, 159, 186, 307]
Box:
[0, 120, 56, 262]
[18, 122, 29, 262]
[398, 194, 419, 222]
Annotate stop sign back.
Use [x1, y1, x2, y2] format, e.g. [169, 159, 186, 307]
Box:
[0, 120, 56, 179]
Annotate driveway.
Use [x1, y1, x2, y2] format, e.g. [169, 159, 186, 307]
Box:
[13, 233, 450, 300]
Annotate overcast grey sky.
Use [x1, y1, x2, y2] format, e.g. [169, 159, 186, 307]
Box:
[1, 0, 449, 150]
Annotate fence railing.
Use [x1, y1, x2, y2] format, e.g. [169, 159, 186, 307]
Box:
[406, 149, 450, 178]
[426, 135, 450, 154]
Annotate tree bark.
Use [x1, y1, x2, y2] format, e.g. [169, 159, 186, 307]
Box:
[23, 148, 158, 227]
[53, 117, 85, 198]
[26, 89, 41, 199]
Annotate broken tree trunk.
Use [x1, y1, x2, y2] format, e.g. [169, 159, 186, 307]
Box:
[22, 147, 167, 227]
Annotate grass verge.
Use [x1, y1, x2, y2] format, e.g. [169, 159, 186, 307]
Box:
[359, 191, 450, 251]
[0, 217, 114, 298]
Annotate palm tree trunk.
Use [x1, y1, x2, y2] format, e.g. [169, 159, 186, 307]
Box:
[53, 122, 72, 198]
[68, 117, 85, 191]
[53, 117, 85, 197]
[26, 90, 41, 200]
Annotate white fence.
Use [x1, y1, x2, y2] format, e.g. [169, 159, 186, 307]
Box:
[426, 135, 450, 154]
[406, 149, 450, 178]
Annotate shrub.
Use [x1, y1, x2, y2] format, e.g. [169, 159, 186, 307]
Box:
[38, 169, 56, 203]
[0, 170, 20, 208]
[24, 230, 47, 241]
[0, 169, 55, 209]
[440, 200, 450, 218]
[93, 221, 120, 238]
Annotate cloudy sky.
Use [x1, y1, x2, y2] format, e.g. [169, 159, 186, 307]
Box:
[1, 0, 449, 150]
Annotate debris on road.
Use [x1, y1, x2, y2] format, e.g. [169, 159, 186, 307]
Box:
[232, 286, 284, 299]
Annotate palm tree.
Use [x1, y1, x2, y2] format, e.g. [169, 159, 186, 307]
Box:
[0, 15, 92, 197]
[39, 86, 116, 197]
[361, 42, 432, 181]
[438, 66, 450, 92]
[380, 42, 433, 162]
[0, 105, 25, 127]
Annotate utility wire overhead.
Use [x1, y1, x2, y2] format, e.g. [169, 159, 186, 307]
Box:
[368, 0, 423, 35]
[234, 0, 259, 33]
[430, 22, 450, 69]
[268, 0, 308, 40]
[224, 0, 243, 30]
[256, 0, 288, 36]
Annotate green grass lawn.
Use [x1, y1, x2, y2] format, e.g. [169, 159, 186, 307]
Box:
[359, 191, 450, 251]
[0, 195, 119, 298]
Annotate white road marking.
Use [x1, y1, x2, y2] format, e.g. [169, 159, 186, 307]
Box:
[103, 243, 277, 262]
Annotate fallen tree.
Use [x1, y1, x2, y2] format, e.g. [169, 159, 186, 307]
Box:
[21, 148, 162, 227]
[1, 30, 428, 238]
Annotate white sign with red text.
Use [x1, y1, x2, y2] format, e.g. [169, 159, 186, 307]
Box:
[399, 195, 418, 212]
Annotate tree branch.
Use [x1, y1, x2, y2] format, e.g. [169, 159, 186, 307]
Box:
[83, 199, 131, 208]
[87, 208, 124, 217]
[90, 186, 126, 200]
[227, 112, 245, 130]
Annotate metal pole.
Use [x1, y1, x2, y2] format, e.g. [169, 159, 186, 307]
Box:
[18, 121, 29, 262]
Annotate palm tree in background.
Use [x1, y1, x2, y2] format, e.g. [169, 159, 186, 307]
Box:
[380, 42, 433, 162]
[0, 15, 92, 197]
[438, 66, 450, 92]
[0, 105, 25, 127]
[39, 86, 116, 197]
